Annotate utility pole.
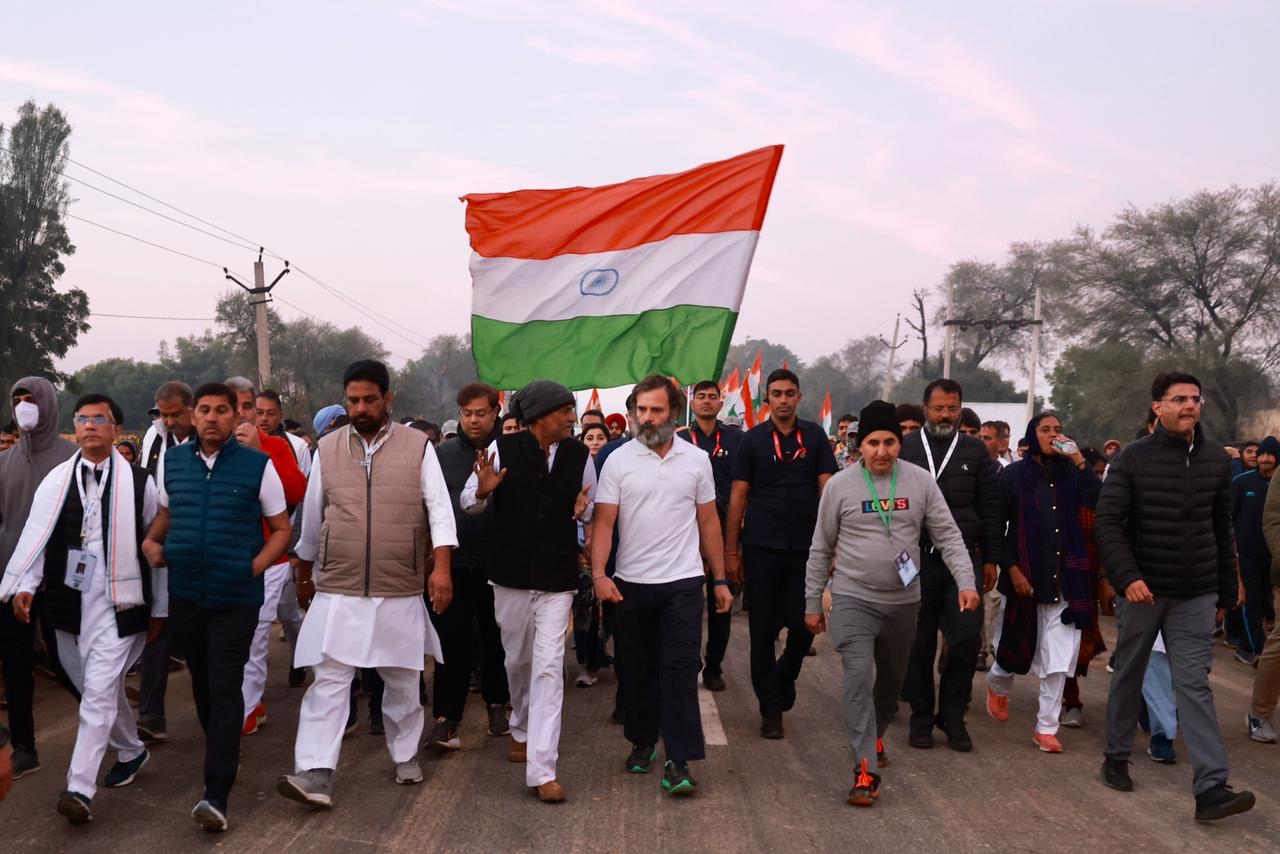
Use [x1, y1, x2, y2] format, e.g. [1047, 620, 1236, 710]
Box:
[225, 248, 289, 387]
[879, 314, 909, 401]
[1025, 282, 1042, 422]
[942, 276, 955, 378]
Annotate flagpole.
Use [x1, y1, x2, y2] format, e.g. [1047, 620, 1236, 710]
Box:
[685, 385, 692, 427]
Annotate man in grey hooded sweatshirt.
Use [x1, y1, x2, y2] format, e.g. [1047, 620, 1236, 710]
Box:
[0, 377, 78, 779]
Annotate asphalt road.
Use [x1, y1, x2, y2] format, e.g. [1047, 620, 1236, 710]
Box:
[2, 613, 1278, 852]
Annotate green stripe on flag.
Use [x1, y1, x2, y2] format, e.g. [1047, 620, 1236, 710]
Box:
[472, 305, 738, 391]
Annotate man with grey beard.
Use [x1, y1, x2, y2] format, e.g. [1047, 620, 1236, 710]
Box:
[593, 375, 733, 795]
[899, 379, 1002, 754]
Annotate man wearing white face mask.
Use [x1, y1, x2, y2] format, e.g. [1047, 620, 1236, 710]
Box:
[0, 377, 78, 781]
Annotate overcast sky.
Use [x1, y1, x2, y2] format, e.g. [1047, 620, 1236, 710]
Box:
[4, 0, 1277, 381]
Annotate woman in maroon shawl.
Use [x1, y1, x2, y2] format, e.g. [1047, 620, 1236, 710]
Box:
[985, 413, 1102, 753]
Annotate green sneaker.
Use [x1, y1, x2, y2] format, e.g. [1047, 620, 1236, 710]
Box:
[626, 744, 658, 773]
[661, 760, 697, 795]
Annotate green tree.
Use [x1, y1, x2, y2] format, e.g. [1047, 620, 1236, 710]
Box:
[722, 338, 805, 381]
[58, 357, 171, 431]
[1061, 185, 1280, 430]
[270, 318, 388, 421]
[0, 101, 88, 395]
[395, 334, 476, 421]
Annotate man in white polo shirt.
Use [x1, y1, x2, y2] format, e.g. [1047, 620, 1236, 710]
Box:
[592, 375, 733, 797]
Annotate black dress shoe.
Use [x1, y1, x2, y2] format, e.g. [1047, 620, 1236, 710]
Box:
[944, 722, 973, 753]
[908, 729, 935, 749]
[760, 711, 784, 739]
[288, 666, 306, 687]
[702, 672, 727, 692]
[1194, 785, 1256, 822]
[1101, 758, 1133, 792]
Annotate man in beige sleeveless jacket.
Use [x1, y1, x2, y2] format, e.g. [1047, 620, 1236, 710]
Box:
[277, 360, 457, 809]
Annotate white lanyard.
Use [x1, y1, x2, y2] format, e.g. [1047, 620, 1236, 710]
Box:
[921, 430, 960, 481]
[352, 422, 393, 473]
[76, 458, 110, 547]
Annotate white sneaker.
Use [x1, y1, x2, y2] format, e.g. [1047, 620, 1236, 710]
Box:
[1247, 714, 1278, 744]
[575, 668, 598, 687]
[395, 759, 423, 785]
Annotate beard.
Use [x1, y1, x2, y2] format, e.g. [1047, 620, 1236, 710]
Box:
[924, 419, 957, 438]
[636, 419, 677, 450]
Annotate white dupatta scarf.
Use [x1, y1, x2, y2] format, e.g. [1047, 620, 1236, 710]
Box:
[0, 446, 145, 608]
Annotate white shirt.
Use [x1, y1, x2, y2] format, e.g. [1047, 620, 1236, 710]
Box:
[142, 422, 193, 486]
[19, 457, 166, 617]
[156, 445, 287, 517]
[596, 438, 715, 585]
[294, 426, 458, 562]
[459, 440, 596, 521]
[284, 431, 313, 478]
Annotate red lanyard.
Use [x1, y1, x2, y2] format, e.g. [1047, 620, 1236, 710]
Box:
[772, 427, 806, 462]
[695, 428, 723, 458]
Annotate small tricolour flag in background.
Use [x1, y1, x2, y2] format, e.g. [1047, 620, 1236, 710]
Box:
[462, 146, 784, 390]
[586, 387, 601, 413]
[819, 391, 832, 436]
[740, 380, 757, 429]
[746, 350, 764, 410]
[757, 400, 771, 424]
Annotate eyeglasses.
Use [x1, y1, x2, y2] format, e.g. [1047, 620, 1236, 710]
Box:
[1162, 395, 1204, 406]
[73, 415, 112, 426]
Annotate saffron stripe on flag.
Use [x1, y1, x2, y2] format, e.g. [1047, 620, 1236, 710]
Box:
[471, 305, 737, 390]
[470, 231, 757, 324]
[462, 145, 783, 259]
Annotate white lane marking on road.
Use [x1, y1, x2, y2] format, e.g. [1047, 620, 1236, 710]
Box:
[699, 684, 728, 746]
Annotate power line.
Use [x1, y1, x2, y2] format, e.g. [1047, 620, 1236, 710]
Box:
[64, 172, 260, 254]
[91, 312, 215, 321]
[67, 214, 231, 271]
[63, 153, 264, 249]
[273, 294, 416, 363]
[29, 147, 430, 354]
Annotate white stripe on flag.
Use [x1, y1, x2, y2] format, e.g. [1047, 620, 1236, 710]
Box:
[470, 230, 758, 324]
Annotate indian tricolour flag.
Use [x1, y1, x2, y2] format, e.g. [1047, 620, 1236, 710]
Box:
[462, 145, 784, 390]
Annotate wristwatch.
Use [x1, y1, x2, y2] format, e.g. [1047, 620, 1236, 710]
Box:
[712, 579, 731, 587]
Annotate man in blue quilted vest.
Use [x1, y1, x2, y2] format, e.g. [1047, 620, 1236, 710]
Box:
[141, 382, 292, 833]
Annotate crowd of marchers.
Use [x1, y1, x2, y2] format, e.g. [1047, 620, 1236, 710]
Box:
[0, 361, 1271, 830]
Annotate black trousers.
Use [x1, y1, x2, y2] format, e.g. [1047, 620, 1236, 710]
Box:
[0, 604, 36, 752]
[703, 574, 732, 677]
[169, 598, 258, 812]
[743, 546, 813, 715]
[429, 561, 509, 722]
[616, 576, 706, 761]
[904, 548, 982, 732]
[1239, 553, 1269, 655]
[137, 620, 174, 718]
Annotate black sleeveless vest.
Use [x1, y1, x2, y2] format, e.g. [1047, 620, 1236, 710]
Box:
[43, 461, 152, 637]
[486, 432, 588, 593]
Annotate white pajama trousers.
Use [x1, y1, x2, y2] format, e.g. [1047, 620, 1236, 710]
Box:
[56, 622, 146, 800]
[492, 585, 573, 787]
[293, 656, 423, 771]
[241, 561, 291, 720]
[986, 599, 1081, 736]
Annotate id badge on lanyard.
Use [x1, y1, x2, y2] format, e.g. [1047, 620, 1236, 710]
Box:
[70, 460, 108, 592]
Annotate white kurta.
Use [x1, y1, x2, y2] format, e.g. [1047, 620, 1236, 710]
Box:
[16, 458, 161, 799]
[293, 425, 456, 669]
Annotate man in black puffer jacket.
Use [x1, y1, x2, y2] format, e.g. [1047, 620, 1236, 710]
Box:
[899, 379, 1003, 753]
[1097, 371, 1254, 822]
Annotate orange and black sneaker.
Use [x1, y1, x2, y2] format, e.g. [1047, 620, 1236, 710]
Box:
[846, 758, 880, 807]
[876, 738, 888, 768]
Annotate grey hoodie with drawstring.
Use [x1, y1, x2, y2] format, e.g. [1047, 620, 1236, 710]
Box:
[0, 377, 78, 568]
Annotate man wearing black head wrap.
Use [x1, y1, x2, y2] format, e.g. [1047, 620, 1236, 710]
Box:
[460, 379, 596, 803]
